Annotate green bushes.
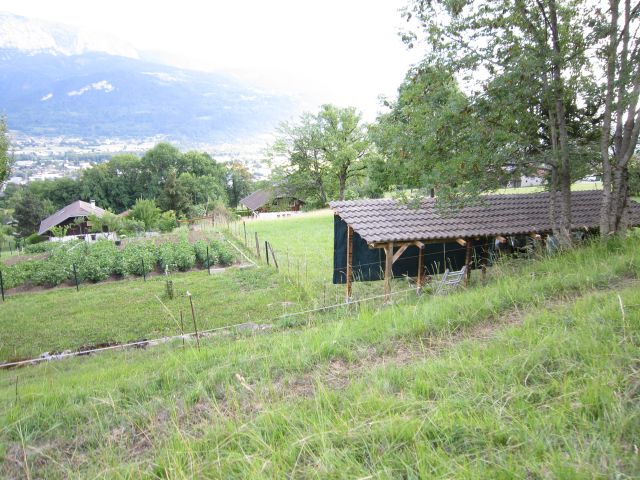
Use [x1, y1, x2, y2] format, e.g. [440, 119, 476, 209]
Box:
[25, 233, 45, 245]
[211, 240, 235, 266]
[122, 242, 157, 276]
[1, 237, 237, 290]
[172, 241, 196, 271]
[78, 241, 121, 282]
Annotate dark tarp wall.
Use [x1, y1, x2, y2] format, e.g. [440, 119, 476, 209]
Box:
[333, 215, 487, 284]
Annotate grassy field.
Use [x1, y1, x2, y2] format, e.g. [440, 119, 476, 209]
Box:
[0, 235, 639, 478]
[0, 216, 415, 363]
[233, 210, 334, 283]
[0, 265, 309, 362]
[233, 210, 392, 301]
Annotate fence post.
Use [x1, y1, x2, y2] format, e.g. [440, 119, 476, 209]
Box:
[142, 258, 147, 282]
[243, 222, 247, 246]
[72, 263, 80, 291]
[187, 291, 200, 349]
[268, 242, 279, 270]
[254, 232, 261, 259]
[206, 246, 211, 275]
[0, 270, 4, 302]
[265, 241, 270, 266]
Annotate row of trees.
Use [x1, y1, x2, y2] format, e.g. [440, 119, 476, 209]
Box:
[269, 0, 640, 243]
[1, 143, 254, 237]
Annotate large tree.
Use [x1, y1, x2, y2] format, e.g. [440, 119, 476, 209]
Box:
[401, 0, 593, 244]
[12, 189, 54, 236]
[598, 0, 640, 235]
[272, 105, 372, 203]
[0, 117, 12, 186]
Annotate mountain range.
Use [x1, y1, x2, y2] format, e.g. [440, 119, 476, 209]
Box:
[0, 13, 299, 145]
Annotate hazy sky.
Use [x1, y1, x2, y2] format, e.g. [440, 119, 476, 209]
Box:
[0, 0, 422, 119]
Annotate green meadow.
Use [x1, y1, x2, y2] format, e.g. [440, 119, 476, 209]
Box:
[0, 229, 638, 478]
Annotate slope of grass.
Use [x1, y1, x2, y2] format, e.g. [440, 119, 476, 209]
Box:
[237, 210, 334, 283]
[0, 266, 306, 362]
[0, 236, 638, 478]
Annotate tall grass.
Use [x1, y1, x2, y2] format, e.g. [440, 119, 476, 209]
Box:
[0, 235, 638, 477]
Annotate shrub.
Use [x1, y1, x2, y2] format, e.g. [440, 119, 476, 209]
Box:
[193, 240, 218, 267]
[78, 241, 119, 282]
[123, 241, 157, 276]
[130, 199, 161, 231]
[173, 240, 196, 271]
[25, 233, 46, 245]
[210, 240, 236, 266]
[120, 218, 145, 236]
[158, 210, 178, 233]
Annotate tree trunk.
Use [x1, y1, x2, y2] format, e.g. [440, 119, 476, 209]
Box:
[338, 175, 347, 201]
[548, 0, 573, 247]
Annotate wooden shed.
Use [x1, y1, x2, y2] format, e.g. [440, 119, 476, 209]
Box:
[330, 190, 640, 300]
[38, 200, 106, 237]
[240, 189, 305, 215]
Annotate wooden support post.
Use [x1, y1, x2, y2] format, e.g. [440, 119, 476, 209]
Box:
[346, 225, 353, 302]
[464, 238, 472, 287]
[417, 245, 424, 294]
[481, 241, 488, 284]
[384, 242, 394, 302]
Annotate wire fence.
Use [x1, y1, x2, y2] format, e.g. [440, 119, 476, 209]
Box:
[0, 283, 420, 370]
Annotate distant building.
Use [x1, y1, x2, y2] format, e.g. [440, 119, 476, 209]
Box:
[38, 200, 106, 238]
[239, 189, 305, 215]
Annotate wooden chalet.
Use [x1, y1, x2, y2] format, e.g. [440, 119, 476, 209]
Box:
[240, 189, 304, 214]
[330, 190, 640, 301]
[38, 200, 106, 237]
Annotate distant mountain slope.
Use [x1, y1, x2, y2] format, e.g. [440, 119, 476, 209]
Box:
[0, 13, 298, 144]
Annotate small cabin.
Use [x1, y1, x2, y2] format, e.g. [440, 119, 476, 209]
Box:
[38, 200, 106, 239]
[330, 190, 640, 300]
[240, 189, 305, 215]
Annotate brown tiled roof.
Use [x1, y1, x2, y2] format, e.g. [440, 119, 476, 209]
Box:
[38, 200, 106, 235]
[330, 190, 640, 244]
[240, 189, 303, 211]
[240, 190, 273, 211]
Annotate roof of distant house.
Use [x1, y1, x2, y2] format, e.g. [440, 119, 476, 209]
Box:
[38, 200, 106, 235]
[239, 189, 303, 211]
[330, 190, 640, 244]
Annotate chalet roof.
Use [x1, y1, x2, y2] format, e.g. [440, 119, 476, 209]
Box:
[239, 189, 303, 211]
[38, 200, 106, 235]
[240, 190, 273, 211]
[330, 190, 640, 244]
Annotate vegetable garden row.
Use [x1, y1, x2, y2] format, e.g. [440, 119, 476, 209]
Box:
[0, 238, 237, 290]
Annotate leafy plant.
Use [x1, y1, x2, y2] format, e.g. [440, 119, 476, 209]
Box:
[49, 225, 69, 238]
[210, 240, 236, 266]
[130, 199, 161, 231]
[123, 241, 157, 276]
[78, 241, 119, 282]
[193, 240, 218, 267]
[158, 210, 178, 233]
[173, 240, 196, 271]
